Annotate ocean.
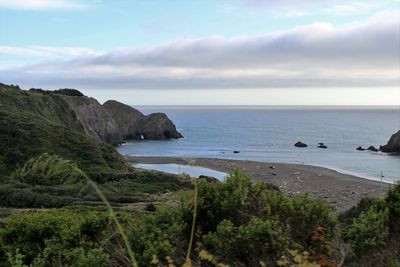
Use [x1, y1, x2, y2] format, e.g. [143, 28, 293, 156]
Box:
[117, 106, 400, 183]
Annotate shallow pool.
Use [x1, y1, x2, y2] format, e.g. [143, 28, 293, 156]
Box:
[132, 163, 227, 181]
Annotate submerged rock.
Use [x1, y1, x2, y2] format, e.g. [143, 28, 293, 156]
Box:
[380, 130, 400, 153]
[294, 141, 308, 148]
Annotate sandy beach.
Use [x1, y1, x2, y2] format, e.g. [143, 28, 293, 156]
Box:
[126, 156, 391, 212]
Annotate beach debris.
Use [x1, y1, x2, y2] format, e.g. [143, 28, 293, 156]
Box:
[367, 146, 379, 152]
[269, 165, 276, 169]
[268, 171, 277, 176]
[279, 181, 287, 189]
[294, 141, 307, 148]
[293, 171, 300, 175]
[318, 143, 328, 149]
[233, 150, 240, 153]
[356, 146, 366, 151]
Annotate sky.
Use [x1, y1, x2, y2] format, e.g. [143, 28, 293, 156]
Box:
[0, 0, 399, 105]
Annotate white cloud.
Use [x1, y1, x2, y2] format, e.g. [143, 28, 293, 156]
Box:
[0, 46, 102, 58]
[0, 13, 399, 90]
[0, 0, 86, 10]
[245, 0, 400, 18]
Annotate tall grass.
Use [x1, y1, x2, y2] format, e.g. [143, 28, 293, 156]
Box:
[185, 178, 198, 265]
[86, 179, 138, 267]
[73, 167, 139, 267]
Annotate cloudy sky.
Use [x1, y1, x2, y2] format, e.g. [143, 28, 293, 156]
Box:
[0, 0, 399, 105]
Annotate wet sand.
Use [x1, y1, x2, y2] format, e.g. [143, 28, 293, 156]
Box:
[126, 156, 391, 212]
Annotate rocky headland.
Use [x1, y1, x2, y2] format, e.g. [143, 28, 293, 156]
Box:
[57, 90, 182, 145]
[380, 130, 400, 153]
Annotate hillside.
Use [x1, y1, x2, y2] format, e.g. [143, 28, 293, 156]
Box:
[0, 83, 184, 179]
[0, 84, 130, 180]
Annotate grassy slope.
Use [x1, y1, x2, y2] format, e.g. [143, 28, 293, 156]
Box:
[0, 84, 130, 181]
[0, 83, 192, 210]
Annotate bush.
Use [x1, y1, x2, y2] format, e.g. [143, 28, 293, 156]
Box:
[202, 218, 289, 265]
[0, 210, 110, 266]
[128, 170, 336, 266]
[345, 207, 389, 256]
[129, 207, 187, 266]
[12, 153, 86, 185]
[386, 183, 400, 219]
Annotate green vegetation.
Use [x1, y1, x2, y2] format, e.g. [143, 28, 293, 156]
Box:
[0, 83, 398, 266]
[340, 184, 400, 266]
[12, 153, 86, 185]
[0, 83, 129, 181]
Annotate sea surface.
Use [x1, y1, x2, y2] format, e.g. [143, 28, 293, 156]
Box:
[117, 106, 400, 183]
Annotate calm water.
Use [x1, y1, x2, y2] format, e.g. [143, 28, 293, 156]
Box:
[118, 106, 400, 183]
[133, 163, 227, 180]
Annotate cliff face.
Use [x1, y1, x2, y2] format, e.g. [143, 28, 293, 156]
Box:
[103, 100, 143, 140]
[380, 130, 400, 153]
[63, 96, 123, 145]
[140, 113, 183, 139]
[103, 100, 183, 140]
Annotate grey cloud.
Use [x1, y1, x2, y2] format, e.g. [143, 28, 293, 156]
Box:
[0, 14, 399, 90]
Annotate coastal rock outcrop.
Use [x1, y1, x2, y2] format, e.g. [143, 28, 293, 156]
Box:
[380, 130, 400, 153]
[62, 96, 123, 145]
[103, 101, 183, 140]
[139, 113, 183, 139]
[61, 93, 182, 144]
[356, 146, 366, 151]
[295, 141, 307, 148]
[103, 100, 143, 139]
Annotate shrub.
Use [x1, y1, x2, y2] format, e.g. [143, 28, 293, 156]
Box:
[129, 207, 187, 266]
[386, 183, 400, 219]
[345, 207, 389, 256]
[0, 210, 110, 266]
[202, 218, 289, 265]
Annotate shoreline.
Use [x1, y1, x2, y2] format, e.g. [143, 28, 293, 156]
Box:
[126, 156, 391, 212]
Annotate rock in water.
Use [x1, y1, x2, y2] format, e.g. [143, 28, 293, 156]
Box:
[367, 146, 379, 152]
[140, 113, 183, 139]
[356, 146, 366, 151]
[103, 100, 144, 139]
[318, 143, 327, 149]
[295, 141, 308, 148]
[380, 130, 400, 153]
[233, 150, 240, 153]
[103, 100, 183, 140]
